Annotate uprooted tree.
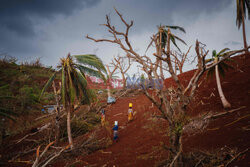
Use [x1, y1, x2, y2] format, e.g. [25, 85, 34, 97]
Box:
[86, 8, 249, 166]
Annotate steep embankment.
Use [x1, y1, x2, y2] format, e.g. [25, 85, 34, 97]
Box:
[74, 55, 250, 166]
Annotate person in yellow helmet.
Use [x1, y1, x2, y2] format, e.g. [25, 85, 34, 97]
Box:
[128, 103, 133, 122]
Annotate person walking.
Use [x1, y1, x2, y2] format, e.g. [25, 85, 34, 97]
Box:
[112, 121, 119, 142]
[101, 108, 106, 126]
[128, 103, 134, 122]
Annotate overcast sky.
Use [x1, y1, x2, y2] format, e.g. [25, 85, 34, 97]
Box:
[0, 0, 249, 76]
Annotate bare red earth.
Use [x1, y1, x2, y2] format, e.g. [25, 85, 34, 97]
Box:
[76, 55, 250, 166]
[2, 54, 250, 167]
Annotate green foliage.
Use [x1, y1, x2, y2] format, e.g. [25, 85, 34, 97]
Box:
[0, 84, 17, 120]
[61, 111, 100, 139]
[41, 92, 55, 104]
[206, 48, 234, 79]
[161, 26, 187, 51]
[173, 121, 184, 134]
[39, 72, 56, 100]
[40, 53, 106, 109]
[145, 25, 186, 53]
[0, 56, 54, 118]
[74, 54, 107, 74]
[19, 85, 39, 110]
[0, 107, 16, 121]
[140, 74, 145, 80]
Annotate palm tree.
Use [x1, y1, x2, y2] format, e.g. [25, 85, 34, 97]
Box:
[146, 25, 186, 79]
[159, 25, 186, 52]
[40, 53, 105, 149]
[206, 49, 233, 109]
[236, 0, 250, 52]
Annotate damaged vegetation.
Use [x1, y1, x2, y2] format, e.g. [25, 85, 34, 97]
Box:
[1, 1, 250, 166]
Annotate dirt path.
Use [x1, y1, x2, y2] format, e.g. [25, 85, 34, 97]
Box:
[79, 94, 169, 166]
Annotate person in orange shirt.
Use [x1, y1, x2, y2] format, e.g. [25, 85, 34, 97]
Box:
[128, 103, 133, 122]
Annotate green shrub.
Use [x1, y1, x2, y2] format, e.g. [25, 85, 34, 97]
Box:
[60, 112, 100, 140]
[18, 85, 39, 110]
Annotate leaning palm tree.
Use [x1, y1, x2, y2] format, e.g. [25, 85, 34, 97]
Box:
[206, 49, 233, 109]
[40, 53, 105, 149]
[236, 0, 250, 52]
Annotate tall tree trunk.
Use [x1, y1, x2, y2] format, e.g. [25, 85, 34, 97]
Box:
[107, 77, 112, 97]
[52, 81, 60, 145]
[215, 58, 231, 108]
[67, 108, 73, 149]
[179, 65, 183, 74]
[107, 85, 111, 97]
[169, 124, 183, 167]
[122, 73, 126, 89]
[159, 28, 164, 79]
[241, 0, 248, 53]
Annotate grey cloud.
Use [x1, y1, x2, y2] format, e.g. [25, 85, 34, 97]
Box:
[224, 41, 242, 46]
[0, 0, 242, 68]
[0, 0, 101, 36]
[108, 0, 230, 34]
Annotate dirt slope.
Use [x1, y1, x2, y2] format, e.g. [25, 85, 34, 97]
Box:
[2, 55, 249, 167]
[59, 55, 249, 166]
[77, 94, 169, 166]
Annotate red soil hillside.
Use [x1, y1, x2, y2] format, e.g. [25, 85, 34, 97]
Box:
[52, 54, 249, 166]
[2, 54, 249, 167]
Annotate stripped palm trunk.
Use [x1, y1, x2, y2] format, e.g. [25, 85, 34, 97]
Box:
[159, 28, 164, 80]
[240, 0, 248, 53]
[215, 57, 231, 108]
[67, 106, 73, 149]
[107, 74, 112, 98]
[52, 81, 60, 145]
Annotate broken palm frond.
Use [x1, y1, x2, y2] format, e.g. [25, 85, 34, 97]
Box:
[10, 148, 37, 161]
[208, 113, 250, 131]
[99, 150, 112, 154]
[35, 113, 56, 121]
[32, 141, 55, 167]
[40, 144, 71, 167]
[204, 106, 246, 120]
[16, 123, 51, 144]
[184, 106, 246, 134]
[32, 141, 71, 167]
[113, 113, 123, 116]
[8, 160, 32, 164]
[207, 127, 220, 131]
[225, 148, 249, 167]
[224, 114, 250, 127]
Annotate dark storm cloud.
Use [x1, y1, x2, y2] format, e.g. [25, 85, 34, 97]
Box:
[0, 0, 101, 37]
[112, 0, 230, 33]
[0, 0, 240, 66]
